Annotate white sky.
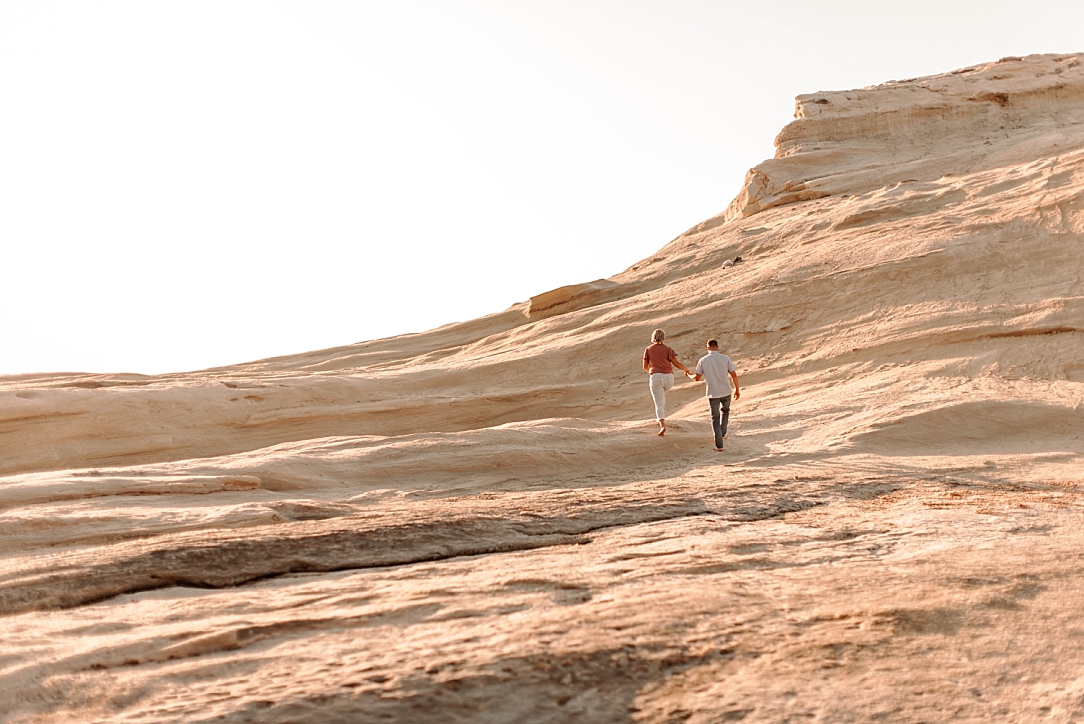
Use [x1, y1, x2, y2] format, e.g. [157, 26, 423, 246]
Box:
[2, 1, 1082, 375]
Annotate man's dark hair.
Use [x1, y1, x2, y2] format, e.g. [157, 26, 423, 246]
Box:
[707, 339, 719, 348]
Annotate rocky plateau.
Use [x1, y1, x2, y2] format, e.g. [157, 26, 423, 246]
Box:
[2, 53, 1084, 723]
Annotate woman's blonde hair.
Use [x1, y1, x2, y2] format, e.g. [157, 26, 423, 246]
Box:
[651, 328, 665, 343]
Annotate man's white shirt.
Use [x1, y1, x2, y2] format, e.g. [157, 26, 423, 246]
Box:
[694, 351, 736, 399]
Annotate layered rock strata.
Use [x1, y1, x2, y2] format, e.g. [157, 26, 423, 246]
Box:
[1, 53, 1083, 723]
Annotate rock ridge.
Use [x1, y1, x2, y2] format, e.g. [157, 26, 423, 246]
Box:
[722, 52, 1084, 222]
[2, 53, 1084, 723]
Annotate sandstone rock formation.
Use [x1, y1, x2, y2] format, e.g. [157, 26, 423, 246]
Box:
[2, 53, 1083, 723]
[524, 279, 619, 320]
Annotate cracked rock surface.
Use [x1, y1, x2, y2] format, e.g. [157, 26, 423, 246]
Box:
[2, 53, 1084, 722]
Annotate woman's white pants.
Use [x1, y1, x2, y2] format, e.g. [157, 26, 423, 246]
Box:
[649, 373, 675, 421]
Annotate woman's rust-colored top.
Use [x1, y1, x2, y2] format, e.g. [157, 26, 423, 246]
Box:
[643, 343, 678, 374]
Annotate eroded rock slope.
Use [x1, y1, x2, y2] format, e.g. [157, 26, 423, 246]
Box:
[2, 53, 1083, 723]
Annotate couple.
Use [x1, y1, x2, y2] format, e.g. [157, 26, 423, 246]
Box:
[642, 328, 740, 451]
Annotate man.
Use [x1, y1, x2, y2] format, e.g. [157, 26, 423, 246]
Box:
[692, 339, 740, 451]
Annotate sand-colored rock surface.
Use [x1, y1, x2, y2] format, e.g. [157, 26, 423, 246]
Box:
[2, 53, 1084, 722]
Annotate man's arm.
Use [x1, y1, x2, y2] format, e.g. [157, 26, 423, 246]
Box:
[729, 370, 740, 400]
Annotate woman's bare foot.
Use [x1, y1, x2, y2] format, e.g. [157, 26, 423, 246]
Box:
[657, 421, 666, 436]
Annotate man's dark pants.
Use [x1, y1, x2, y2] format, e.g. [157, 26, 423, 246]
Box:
[709, 395, 732, 448]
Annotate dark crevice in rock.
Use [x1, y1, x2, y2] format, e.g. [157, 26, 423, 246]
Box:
[984, 326, 1079, 338]
[0, 493, 823, 617]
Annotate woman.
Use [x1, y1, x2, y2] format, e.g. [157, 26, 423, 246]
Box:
[642, 328, 693, 436]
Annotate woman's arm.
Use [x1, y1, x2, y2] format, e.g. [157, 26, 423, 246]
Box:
[670, 347, 692, 375]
